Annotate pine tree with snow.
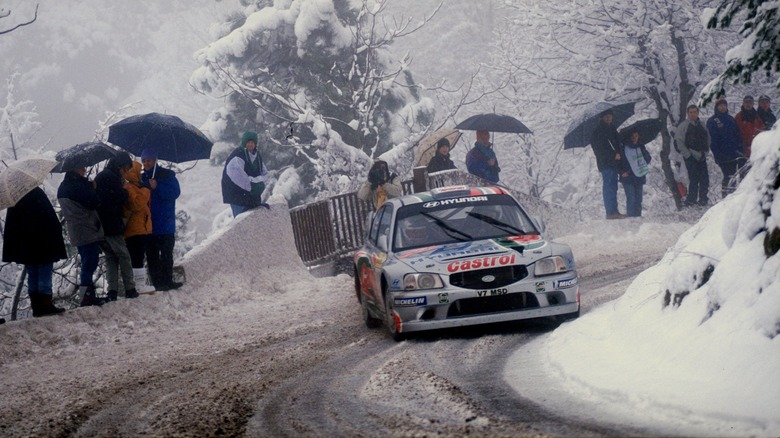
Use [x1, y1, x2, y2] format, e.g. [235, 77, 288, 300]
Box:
[192, 0, 434, 206]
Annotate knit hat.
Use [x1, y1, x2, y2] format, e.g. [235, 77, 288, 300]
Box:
[141, 149, 158, 160]
[743, 95, 754, 103]
[241, 130, 259, 148]
[716, 98, 728, 106]
[759, 95, 770, 103]
[437, 138, 450, 149]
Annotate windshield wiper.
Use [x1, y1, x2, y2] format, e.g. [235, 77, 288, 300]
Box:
[467, 212, 527, 236]
[420, 212, 473, 241]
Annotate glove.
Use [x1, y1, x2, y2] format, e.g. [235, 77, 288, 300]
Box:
[250, 182, 265, 198]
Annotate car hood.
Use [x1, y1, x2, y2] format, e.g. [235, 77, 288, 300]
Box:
[394, 235, 551, 274]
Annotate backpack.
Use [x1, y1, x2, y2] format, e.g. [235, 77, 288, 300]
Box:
[685, 122, 708, 152]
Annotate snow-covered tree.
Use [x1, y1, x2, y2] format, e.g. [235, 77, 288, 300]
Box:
[0, 73, 42, 161]
[491, 0, 738, 211]
[191, 0, 436, 206]
[701, 0, 780, 104]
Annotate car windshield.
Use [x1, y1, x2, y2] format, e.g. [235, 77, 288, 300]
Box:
[392, 194, 539, 251]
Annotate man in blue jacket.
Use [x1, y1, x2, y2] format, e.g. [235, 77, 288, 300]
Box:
[706, 98, 746, 198]
[465, 130, 500, 183]
[141, 149, 182, 291]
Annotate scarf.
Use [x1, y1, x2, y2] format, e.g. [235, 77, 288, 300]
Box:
[623, 144, 649, 177]
[474, 142, 496, 160]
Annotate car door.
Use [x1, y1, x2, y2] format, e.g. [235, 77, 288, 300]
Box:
[357, 204, 393, 306]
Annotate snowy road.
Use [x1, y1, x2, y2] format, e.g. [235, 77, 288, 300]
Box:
[0, 206, 687, 436]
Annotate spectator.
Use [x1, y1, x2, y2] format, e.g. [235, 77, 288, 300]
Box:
[757, 95, 776, 130]
[2, 187, 67, 317]
[426, 138, 457, 173]
[141, 148, 183, 291]
[57, 167, 107, 306]
[619, 129, 651, 217]
[589, 110, 625, 219]
[465, 130, 500, 183]
[734, 95, 765, 158]
[707, 98, 746, 198]
[122, 160, 155, 294]
[358, 160, 402, 211]
[221, 130, 269, 217]
[95, 152, 137, 300]
[674, 104, 711, 206]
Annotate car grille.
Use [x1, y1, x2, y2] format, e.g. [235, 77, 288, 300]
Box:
[447, 293, 540, 317]
[449, 265, 529, 289]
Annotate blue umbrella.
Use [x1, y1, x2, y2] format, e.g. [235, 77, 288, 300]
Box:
[107, 112, 213, 163]
[563, 101, 637, 149]
[53, 141, 117, 173]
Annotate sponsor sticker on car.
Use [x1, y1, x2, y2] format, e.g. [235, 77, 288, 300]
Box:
[556, 277, 578, 288]
[394, 296, 427, 307]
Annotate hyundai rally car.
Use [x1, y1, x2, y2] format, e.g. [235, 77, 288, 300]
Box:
[353, 185, 579, 341]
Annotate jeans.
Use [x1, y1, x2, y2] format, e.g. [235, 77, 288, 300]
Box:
[684, 157, 709, 204]
[600, 168, 619, 216]
[77, 242, 101, 286]
[717, 157, 747, 198]
[26, 263, 54, 295]
[99, 235, 136, 292]
[146, 234, 176, 287]
[622, 182, 644, 217]
[231, 204, 251, 218]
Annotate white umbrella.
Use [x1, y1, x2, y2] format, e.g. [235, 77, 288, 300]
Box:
[0, 157, 58, 210]
[413, 127, 463, 167]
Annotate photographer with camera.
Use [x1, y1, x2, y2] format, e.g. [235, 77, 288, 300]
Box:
[358, 160, 402, 211]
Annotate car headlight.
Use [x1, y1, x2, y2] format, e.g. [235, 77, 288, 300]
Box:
[404, 273, 444, 290]
[534, 256, 569, 276]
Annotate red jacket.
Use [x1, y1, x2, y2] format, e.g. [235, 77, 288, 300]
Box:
[735, 108, 766, 158]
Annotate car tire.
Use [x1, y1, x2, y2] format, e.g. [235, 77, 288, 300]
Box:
[362, 294, 382, 329]
[384, 290, 406, 342]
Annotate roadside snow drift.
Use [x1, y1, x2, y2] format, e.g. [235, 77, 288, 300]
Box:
[508, 128, 780, 437]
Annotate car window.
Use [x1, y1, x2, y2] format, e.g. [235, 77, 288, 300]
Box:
[376, 206, 393, 251]
[368, 209, 382, 244]
[392, 194, 539, 251]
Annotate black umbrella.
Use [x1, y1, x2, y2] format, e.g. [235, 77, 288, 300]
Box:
[563, 101, 637, 149]
[53, 141, 117, 173]
[107, 112, 213, 163]
[619, 118, 663, 146]
[455, 113, 533, 134]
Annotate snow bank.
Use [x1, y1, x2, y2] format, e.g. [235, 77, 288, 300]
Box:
[522, 128, 780, 436]
[180, 194, 310, 299]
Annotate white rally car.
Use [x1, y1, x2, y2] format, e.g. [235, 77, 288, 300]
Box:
[353, 185, 579, 341]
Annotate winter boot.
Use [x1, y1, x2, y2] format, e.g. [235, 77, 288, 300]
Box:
[38, 294, 65, 316]
[80, 286, 104, 307]
[125, 288, 139, 299]
[29, 293, 43, 317]
[107, 290, 118, 301]
[132, 268, 156, 294]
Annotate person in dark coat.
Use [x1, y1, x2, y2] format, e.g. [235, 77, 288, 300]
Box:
[589, 110, 625, 219]
[141, 148, 182, 291]
[57, 167, 106, 306]
[2, 187, 67, 317]
[357, 160, 402, 211]
[674, 104, 711, 206]
[619, 130, 652, 217]
[465, 130, 500, 183]
[427, 138, 457, 173]
[95, 152, 137, 300]
[222, 130, 269, 218]
[734, 95, 765, 158]
[707, 98, 746, 198]
[757, 95, 776, 130]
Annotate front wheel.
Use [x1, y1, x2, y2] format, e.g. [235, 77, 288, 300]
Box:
[384, 291, 406, 342]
